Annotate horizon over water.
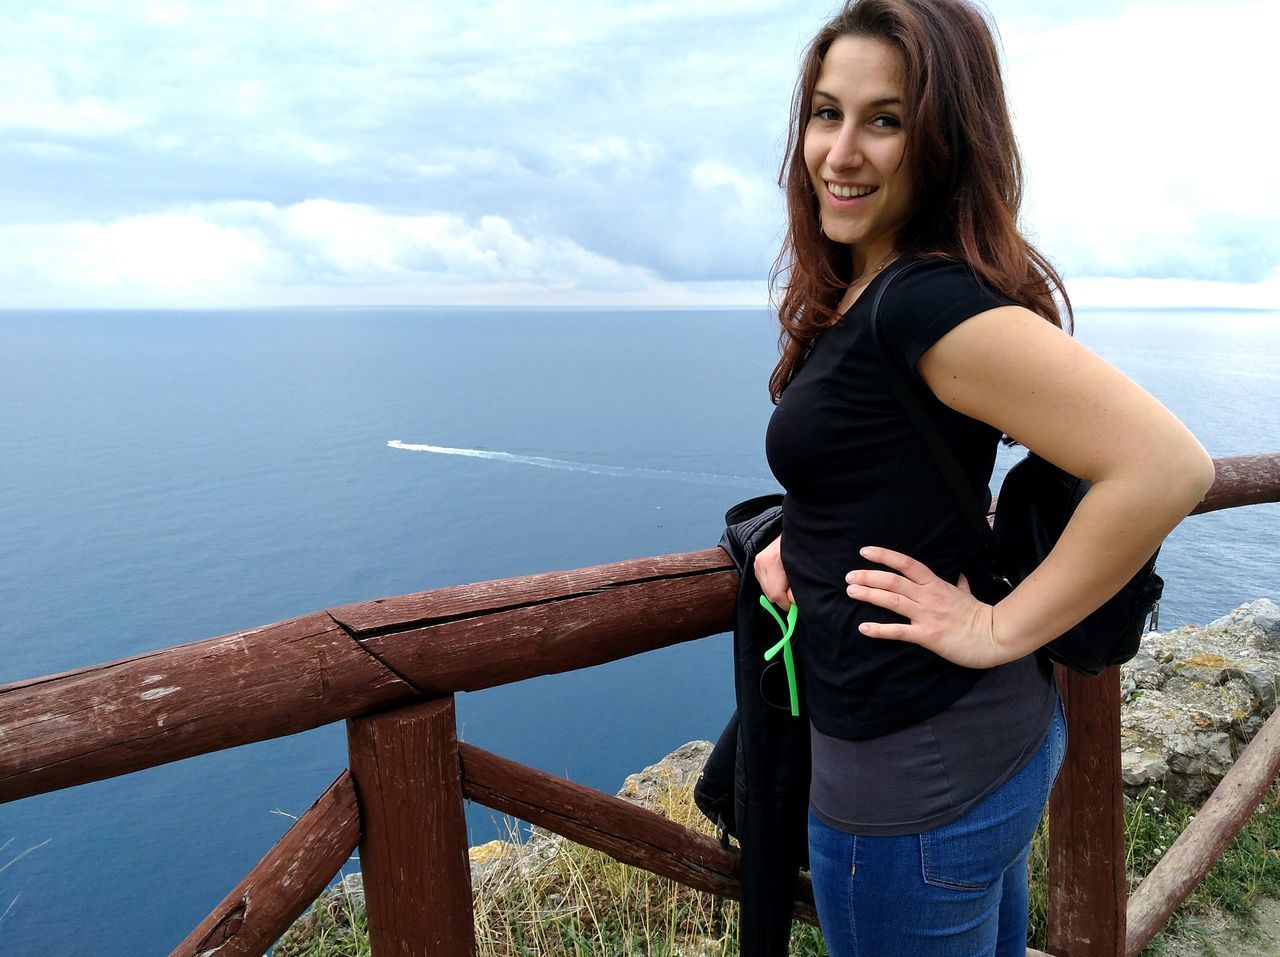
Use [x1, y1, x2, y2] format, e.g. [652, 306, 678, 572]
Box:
[1, 305, 1278, 956]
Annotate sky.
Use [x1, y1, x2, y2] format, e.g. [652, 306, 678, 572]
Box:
[2, 0, 1277, 309]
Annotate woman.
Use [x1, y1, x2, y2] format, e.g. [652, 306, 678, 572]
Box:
[753, 0, 1215, 954]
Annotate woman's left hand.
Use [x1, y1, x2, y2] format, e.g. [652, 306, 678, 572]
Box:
[847, 546, 1014, 669]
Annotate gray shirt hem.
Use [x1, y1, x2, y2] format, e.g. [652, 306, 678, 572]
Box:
[809, 652, 1059, 837]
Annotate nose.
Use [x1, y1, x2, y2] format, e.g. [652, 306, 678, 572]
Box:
[826, 121, 864, 173]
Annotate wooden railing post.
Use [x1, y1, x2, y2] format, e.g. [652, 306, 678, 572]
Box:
[1047, 665, 1126, 957]
[347, 696, 476, 957]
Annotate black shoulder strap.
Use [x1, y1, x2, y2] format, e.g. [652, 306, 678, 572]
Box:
[868, 259, 1002, 567]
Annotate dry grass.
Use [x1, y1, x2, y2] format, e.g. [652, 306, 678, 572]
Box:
[467, 784, 826, 957]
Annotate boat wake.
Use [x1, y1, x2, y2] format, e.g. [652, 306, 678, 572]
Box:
[387, 440, 763, 489]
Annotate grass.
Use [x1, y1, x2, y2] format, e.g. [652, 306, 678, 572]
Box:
[1116, 781, 1280, 955]
[1026, 781, 1280, 956]
[270, 885, 369, 957]
[272, 780, 1280, 957]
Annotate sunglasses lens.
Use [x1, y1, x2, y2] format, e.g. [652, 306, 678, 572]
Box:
[758, 660, 793, 711]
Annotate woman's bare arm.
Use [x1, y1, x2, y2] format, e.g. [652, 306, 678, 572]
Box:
[848, 305, 1215, 667]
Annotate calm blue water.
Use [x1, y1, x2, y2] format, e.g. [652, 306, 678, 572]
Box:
[1, 307, 1277, 956]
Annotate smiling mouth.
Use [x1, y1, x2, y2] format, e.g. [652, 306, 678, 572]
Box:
[826, 182, 877, 199]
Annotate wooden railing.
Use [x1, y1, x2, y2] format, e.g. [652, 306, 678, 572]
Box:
[2, 452, 1279, 957]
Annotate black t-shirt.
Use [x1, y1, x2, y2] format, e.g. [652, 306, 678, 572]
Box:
[765, 256, 1015, 740]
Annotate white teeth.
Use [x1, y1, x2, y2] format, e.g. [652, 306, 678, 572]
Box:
[827, 183, 875, 198]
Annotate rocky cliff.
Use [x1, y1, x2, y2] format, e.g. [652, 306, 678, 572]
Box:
[1121, 598, 1280, 802]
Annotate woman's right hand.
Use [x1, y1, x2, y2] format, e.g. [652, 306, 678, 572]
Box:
[753, 533, 794, 610]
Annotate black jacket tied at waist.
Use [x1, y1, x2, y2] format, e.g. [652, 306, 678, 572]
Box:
[698, 493, 812, 956]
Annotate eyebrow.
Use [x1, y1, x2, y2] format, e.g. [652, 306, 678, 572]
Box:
[813, 89, 903, 109]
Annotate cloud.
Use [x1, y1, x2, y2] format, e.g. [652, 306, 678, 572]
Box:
[266, 199, 648, 288]
[0, 200, 705, 306]
[1001, 1, 1280, 286]
[0, 212, 275, 299]
[1068, 275, 1280, 311]
[0, 0, 1276, 306]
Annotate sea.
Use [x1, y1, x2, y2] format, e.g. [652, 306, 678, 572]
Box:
[1, 305, 1277, 956]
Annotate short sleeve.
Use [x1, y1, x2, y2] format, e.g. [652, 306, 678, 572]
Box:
[877, 258, 1015, 376]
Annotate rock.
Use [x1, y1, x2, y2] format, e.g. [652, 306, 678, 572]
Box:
[330, 871, 364, 908]
[617, 740, 712, 811]
[1206, 598, 1280, 643]
[468, 838, 523, 886]
[1120, 598, 1280, 802]
[1119, 743, 1168, 788]
[467, 826, 565, 891]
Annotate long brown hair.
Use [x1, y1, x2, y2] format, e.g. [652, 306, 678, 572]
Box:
[768, 0, 1071, 402]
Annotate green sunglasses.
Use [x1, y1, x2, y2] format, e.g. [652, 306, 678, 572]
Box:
[758, 596, 800, 717]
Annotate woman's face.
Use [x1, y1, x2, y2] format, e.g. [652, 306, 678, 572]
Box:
[803, 35, 913, 267]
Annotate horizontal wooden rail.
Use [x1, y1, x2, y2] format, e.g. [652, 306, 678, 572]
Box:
[172, 771, 361, 956]
[1, 454, 1276, 809]
[459, 741, 818, 924]
[0, 550, 734, 803]
[1125, 701, 1280, 955]
[461, 743, 739, 899]
[1195, 454, 1280, 514]
[330, 551, 737, 696]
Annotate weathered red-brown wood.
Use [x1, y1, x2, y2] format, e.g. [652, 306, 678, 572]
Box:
[1125, 702, 1280, 956]
[1194, 453, 1280, 513]
[0, 552, 737, 804]
[329, 548, 733, 633]
[347, 696, 475, 957]
[172, 771, 361, 956]
[0, 613, 414, 804]
[458, 741, 817, 924]
[351, 568, 739, 694]
[1047, 665, 1126, 957]
[988, 453, 1280, 520]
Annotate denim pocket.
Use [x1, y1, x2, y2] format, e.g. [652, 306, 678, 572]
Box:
[919, 729, 1053, 892]
[920, 826, 1015, 892]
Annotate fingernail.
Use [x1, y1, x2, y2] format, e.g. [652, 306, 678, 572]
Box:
[859, 547, 872, 557]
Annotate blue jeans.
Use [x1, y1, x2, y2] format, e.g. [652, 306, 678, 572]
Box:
[807, 698, 1067, 957]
